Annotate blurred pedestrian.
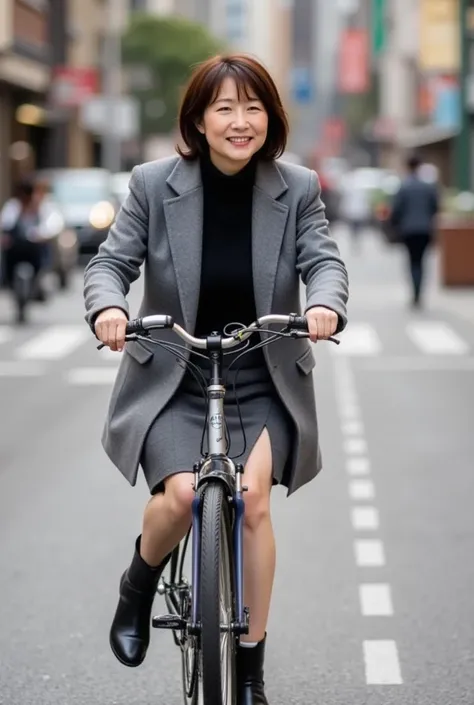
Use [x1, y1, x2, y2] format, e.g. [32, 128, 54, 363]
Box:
[338, 171, 371, 252]
[390, 154, 439, 307]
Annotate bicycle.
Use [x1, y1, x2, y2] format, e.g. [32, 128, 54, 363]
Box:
[98, 312, 339, 704]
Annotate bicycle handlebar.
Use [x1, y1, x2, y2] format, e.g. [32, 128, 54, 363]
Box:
[99, 313, 339, 350]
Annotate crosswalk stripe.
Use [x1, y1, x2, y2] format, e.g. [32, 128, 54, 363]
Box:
[16, 326, 90, 360]
[0, 361, 44, 377]
[66, 367, 119, 385]
[0, 327, 14, 345]
[332, 323, 382, 356]
[406, 321, 469, 355]
[98, 347, 123, 363]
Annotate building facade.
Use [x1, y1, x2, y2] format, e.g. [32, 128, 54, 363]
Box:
[0, 0, 51, 202]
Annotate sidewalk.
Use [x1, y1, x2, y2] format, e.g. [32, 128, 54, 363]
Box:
[430, 252, 474, 325]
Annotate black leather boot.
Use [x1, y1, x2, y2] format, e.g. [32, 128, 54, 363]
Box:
[109, 536, 170, 667]
[237, 636, 269, 704]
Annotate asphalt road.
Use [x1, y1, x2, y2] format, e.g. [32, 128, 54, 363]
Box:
[0, 228, 473, 704]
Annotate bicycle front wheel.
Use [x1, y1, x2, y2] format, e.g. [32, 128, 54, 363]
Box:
[200, 481, 236, 705]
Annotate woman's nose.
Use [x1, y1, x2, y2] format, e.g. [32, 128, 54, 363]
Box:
[231, 109, 248, 128]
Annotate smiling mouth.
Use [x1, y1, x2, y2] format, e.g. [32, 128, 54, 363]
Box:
[227, 137, 252, 144]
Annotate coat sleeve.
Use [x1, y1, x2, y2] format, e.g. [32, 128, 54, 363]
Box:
[83, 165, 149, 330]
[295, 170, 349, 333]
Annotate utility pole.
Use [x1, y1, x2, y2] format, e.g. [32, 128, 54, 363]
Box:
[101, 0, 123, 173]
[455, 0, 471, 190]
[48, 0, 69, 168]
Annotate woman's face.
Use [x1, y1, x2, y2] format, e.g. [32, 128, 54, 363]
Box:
[198, 76, 268, 175]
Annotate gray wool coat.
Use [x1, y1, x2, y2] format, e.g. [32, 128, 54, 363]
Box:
[83, 155, 349, 495]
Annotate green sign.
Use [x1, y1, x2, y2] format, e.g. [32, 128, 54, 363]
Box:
[372, 0, 386, 56]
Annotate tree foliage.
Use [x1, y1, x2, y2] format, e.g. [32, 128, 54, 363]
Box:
[122, 13, 224, 135]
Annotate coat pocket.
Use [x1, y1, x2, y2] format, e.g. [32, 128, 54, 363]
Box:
[124, 339, 154, 365]
[295, 347, 316, 375]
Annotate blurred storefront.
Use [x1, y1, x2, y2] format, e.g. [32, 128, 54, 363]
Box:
[374, 0, 461, 185]
[0, 0, 51, 202]
[399, 0, 461, 185]
[0, 0, 109, 204]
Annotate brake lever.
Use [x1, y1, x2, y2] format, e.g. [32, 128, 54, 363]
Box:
[96, 333, 139, 351]
[289, 331, 340, 344]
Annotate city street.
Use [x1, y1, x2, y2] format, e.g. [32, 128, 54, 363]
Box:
[1, 227, 473, 705]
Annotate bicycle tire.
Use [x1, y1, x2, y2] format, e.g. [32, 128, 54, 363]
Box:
[200, 481, 237, 705]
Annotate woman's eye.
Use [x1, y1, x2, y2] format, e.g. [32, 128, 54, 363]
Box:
[217, 107, 231, 112]
[248, 106, 261, 111]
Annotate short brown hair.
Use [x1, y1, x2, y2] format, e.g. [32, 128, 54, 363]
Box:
[177, 54, 289, 161]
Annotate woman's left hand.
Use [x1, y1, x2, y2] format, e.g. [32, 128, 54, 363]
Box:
[305, 306, 339, 343]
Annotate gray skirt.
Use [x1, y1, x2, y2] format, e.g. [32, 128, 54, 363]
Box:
[140, 349, 293, 495]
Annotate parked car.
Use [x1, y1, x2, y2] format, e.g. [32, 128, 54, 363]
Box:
[41, 168, 118, 256]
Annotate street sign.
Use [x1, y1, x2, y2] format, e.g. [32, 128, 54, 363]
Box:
[371, 0, 386, 57]
[291, 66, 313, 104]
[80, 95, 140, 140]
[52, 67, 98, 108]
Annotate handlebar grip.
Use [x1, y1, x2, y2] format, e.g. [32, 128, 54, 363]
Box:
[289, 314, 308, 331]
[125, 318, 144, 334]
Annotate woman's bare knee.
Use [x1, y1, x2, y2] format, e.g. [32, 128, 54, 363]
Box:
[163, 473, 195, 520]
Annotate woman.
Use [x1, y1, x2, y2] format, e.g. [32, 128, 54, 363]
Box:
[84, 54, 349, 703]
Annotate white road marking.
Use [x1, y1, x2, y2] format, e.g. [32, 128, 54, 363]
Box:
[344, 437, 368, 455]
[406, 321, 469, 355]
[342, 420, 364, 436]
[363, 640, 403, 684]
[332, 323, 382, 356]
[355, 539, 385, 566]
[0, 361, 45, 377]
[359, 356, 474, 371]
[360, 584, 393, 616]
[16, 326, 89, 360]
[339, 404, 361, 420]
[66, 367, 119, 385]
[352, 506, 379, 530]
[349, 479, 375, 500]
[333, 346, 401, 686]
[346, 457, 371, 476]
[98, 347, 123, 363]
[0, 327, 14, 345]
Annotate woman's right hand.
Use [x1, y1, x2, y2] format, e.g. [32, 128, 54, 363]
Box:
[94, 308, 128, 352]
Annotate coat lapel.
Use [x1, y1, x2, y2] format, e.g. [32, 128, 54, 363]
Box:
[163, 157, 289, 331]
[252, 160, 289, 317]
[164, 159, 203, 332]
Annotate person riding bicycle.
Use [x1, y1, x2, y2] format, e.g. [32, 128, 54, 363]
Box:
[84, 54, 349, 704]
[0, 177, 54, 313]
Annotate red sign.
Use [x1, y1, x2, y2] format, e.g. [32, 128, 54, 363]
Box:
[52, 67, 98, 108]
[338, 29, 369, 94]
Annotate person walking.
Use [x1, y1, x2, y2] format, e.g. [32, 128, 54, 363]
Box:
[84, 54, 349, 703]
[390, 154, 439, 307]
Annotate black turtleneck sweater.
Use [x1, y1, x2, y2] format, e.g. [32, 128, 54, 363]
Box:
[194, 155, 260, 347]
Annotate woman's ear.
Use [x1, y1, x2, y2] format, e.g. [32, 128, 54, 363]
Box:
[196, 122, 205, 135]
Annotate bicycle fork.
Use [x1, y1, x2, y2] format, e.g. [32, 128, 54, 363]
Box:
[187, 471, 249, 637]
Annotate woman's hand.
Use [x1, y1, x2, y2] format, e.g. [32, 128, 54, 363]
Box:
[305, 306, 338, 343]
[94, 308, 128, 352]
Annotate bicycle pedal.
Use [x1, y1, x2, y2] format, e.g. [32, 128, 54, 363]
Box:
[152, 614, 186, 630]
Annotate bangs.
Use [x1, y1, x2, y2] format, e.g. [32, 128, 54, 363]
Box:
[207, 63, 266, 107]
